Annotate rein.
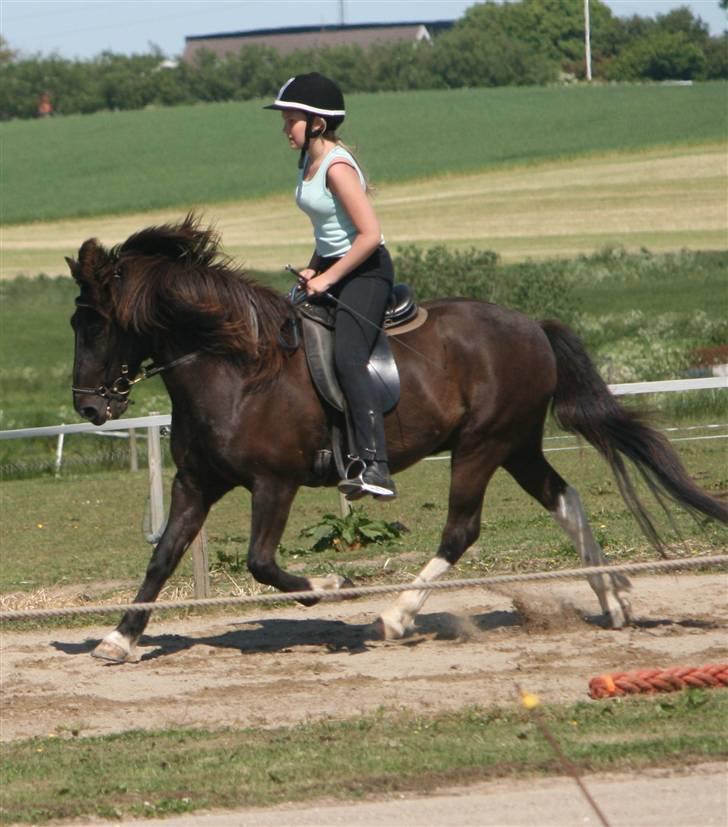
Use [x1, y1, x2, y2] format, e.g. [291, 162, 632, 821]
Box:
[71, 352, 199, 403]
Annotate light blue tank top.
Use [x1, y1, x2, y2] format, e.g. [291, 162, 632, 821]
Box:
[295, 146, 372, 258]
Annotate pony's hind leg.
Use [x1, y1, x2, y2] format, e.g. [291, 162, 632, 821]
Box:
[377, 445, 502, 640]
[376, 556, 452, 640]
[552, 485, 631, 627]
[505, 449, 632, 628]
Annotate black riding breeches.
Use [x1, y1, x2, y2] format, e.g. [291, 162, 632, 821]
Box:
[318, 246, 394, 462]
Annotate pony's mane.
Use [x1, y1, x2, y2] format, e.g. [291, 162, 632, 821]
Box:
[113, 214, 293, 384]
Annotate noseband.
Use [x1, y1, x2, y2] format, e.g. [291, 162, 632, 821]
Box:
[72, 363, 143, 404]
[72, 353, 199, 403]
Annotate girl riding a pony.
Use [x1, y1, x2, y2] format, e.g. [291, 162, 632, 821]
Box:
[265, 72, 397, 501]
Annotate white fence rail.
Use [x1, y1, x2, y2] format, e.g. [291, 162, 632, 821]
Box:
[1, 377, 724, 599]
[0, 377, 725, 444]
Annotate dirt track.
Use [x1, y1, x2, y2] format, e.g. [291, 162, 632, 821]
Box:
[1, 573, 726, 742]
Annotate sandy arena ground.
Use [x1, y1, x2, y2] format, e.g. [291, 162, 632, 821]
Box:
[2, 573, 726, 741]
[1, 573, 727, 826]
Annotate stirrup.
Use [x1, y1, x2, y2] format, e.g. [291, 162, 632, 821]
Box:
[338, 458, 397, 501]
[338, 458, 368, 501]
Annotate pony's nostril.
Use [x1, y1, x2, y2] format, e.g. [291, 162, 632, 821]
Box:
[81, 406, 98, 421]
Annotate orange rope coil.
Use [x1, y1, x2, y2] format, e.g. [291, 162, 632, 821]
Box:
[589, 664, 728, 699]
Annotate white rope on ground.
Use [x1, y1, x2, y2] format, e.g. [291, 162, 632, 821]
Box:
[1, 555, 726, 623]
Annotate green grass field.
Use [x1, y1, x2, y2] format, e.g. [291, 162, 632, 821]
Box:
[0, 83, 726, 826]
[1, 434, 725, 603]
[2, 694, 726, 824]
[2, 83, 727, 225]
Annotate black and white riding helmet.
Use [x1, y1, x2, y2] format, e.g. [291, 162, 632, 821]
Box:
[265, 72, 346, 130]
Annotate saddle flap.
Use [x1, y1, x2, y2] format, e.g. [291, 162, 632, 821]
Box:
[301, 315, 345, 411]
[300, 316, 400, 415]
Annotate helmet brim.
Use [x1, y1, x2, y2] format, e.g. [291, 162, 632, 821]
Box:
[263, 100, 345, 117]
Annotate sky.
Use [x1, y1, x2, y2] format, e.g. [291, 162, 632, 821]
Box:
[1, 0, 726, 59]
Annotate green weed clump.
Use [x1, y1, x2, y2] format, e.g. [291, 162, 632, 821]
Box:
[394, 245, 578, 323]
[298, 507, 407, 552]
[569, 248, 728, 390]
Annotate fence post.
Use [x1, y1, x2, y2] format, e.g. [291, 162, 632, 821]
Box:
[54, 429, 65, 477]
[146, 416, 209, 598]
[128, 428, 138, 472]
[146, 419, 165, 542]
[190, 530, 210, 598]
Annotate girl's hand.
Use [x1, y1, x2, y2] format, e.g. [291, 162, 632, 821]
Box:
[305, 274, 331, 296]
[298, 268, 317, 282]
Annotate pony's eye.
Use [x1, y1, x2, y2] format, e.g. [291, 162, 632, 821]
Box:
[71, 307, 105, 337]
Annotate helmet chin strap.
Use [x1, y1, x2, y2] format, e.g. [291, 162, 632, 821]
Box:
[298, 114, 327, 169]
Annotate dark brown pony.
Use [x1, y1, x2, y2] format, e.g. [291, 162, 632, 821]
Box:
[68, 216, 727, 662]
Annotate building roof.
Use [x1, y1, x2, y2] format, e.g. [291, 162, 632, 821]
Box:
[183, 20, 454, 62]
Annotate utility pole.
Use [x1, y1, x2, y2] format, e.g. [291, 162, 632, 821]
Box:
[584, 0, 593, 81]
[339, 0, 345, 26]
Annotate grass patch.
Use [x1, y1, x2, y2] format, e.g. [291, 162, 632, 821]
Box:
[2, 143, 725, 277]
[1, 692, 725, 824]
[2, 83, 726, 226]
[0, 435, 725, 607]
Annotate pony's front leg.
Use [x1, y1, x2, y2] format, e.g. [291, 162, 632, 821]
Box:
[92, 473, 220, 663]
[247, 478, 349, 600]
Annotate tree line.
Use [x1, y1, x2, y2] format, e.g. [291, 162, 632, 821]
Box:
[1, 0, 726, 120]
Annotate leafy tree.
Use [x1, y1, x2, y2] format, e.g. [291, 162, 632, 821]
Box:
[702, 34, 728, 77]
[0, 2, 726, 120]
[432, 12, 557, 87]
[655, 7, 710, 43]
[231, 45, 282, 99]
[0, 35, 16, 65]
[607, 29, 707, 80]
[456, 0, 621, 79]
[365, 42, 440, 92]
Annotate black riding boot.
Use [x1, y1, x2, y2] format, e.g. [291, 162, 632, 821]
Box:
[338, 409, 397, 501]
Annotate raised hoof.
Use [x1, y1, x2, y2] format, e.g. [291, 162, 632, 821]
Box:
[91, 631, 135, 663]
[308, 574, 354, 599]
[91, 640, 130, 663]
[296, 593, 322, 608]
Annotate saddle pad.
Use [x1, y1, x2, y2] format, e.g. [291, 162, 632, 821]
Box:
[386, 306, 428, 336]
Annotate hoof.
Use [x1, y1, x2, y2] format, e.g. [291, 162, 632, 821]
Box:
[92, 631, 134, 663]
[373, 612, 408, 640]
[609, 596, 633, 630]
[369, 618, 388, 641]
[308, 574, 353, 598]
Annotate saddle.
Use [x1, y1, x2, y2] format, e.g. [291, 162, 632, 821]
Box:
[291, 284, 428, 480]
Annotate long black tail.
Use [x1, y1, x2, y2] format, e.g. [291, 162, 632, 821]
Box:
[541, 319, 728, 552]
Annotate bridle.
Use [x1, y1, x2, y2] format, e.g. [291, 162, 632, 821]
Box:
[71, 298, 198, 414]
[71, 353, 199, 405]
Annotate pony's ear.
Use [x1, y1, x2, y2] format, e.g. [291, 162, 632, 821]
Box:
[65, 256, 79, 279]
[77, 238, 110, 284]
